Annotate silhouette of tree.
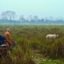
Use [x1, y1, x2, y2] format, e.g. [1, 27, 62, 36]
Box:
[19, 16, 26, 22]
[1, 11, 16, 20]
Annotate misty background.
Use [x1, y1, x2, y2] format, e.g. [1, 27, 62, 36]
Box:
[0, 0, 64, 25]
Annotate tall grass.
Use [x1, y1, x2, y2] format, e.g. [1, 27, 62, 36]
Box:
[0, 25, 64, 64]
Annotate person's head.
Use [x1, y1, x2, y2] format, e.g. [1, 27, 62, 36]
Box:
[6, 28, 10, 32]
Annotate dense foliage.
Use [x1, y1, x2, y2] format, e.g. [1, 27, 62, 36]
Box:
[0, 25, 64, 64]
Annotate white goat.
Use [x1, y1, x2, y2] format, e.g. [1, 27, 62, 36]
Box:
[46, 34, 59, 39]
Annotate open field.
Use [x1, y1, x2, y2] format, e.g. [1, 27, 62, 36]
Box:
[0, 25, 64, 64]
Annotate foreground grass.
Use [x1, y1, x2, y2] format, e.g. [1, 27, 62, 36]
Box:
[0, 25, 64, 64]
[40, 59, 64, 64]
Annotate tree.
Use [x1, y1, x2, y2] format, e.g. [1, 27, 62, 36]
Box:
[1, 11, 16, 20]
[19, 16, 26, 22]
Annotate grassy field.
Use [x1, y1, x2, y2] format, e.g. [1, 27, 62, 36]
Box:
[0, 25, 64, 64]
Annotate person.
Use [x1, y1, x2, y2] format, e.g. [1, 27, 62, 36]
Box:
[0, 35, 6, 45]
[0, 28, 16, 56]
[4, 28, 15, 48]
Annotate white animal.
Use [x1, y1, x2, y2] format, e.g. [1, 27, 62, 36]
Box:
[46, 34, 59, 39]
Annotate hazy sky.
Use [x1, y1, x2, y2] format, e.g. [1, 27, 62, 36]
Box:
[0, 0, 64, 18]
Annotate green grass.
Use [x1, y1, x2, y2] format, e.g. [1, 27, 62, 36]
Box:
[40, 59, 64, 64]
[0, 25, 64, 64]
